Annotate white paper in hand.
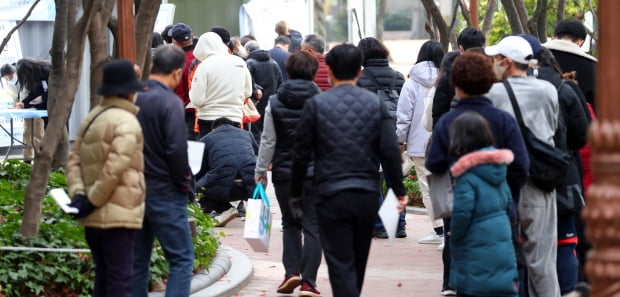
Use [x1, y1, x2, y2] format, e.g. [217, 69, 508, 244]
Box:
[378, 188, 399, 247]
[49, 188, 79, 214]
[187, 141, 205, 175]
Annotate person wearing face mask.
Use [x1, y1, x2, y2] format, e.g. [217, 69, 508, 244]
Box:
[485, 35, 561, 297]
[0, 64, 19, 108]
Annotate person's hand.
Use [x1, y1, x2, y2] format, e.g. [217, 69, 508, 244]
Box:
[68, 194, 96, 219]
[289, 196, 303, 221]
[256, 89, 263, 100]
[254, 175, 267, 186]
[397, 195, 408, 213]
[399, 144, 406, 154]
[15, 102, 24, 109]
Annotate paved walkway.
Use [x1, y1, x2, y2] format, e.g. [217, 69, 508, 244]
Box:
[217, 183, 445, 297]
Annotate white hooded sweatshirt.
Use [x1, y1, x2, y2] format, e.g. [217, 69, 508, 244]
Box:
[189, 32, 253, 122]
[395, 61, 438, 157]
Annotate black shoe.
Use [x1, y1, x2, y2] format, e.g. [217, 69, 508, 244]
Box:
[373, 227, 388, 239]
[237, 201, 246, 217]
[396, 226, 407, 238]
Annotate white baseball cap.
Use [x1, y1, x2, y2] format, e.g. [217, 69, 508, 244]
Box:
[484, 35, 534, 64]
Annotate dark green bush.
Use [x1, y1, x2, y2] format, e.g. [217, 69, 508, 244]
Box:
[0, 160, 221, 296]
[384, 11, 412, 31]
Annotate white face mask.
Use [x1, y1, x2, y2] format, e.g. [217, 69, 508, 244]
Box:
[493, 60, 507, 80]
[10, 76, 17, 84]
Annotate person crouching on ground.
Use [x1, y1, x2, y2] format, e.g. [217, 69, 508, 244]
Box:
[195, 117, 258, 226]
[65, 59, 146, 297]
[447, 111, 518, 297]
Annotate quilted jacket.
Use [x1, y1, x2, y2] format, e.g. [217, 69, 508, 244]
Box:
[66, 97, 145, 229]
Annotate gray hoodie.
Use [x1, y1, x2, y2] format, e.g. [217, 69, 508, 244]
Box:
[395, 61, 438, 157]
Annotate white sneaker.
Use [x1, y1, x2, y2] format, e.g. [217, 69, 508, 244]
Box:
[214, 207, 238, 227]
[418, 231, 442, 244]
[437, 237, 445, 251]
[441, 289, 456, 296]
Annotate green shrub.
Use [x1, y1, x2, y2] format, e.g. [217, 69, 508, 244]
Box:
[0, 160, 221, 296]
[384, 11, 412, 31]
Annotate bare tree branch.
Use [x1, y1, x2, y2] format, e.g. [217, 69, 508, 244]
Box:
[515, 0, 530, 34]
[556, 0, 566, 25]
[500, 0, 525, 33]
[459, 0, 472, 28]
[482, 0, 497, 35]
[0, 0, 41, 55]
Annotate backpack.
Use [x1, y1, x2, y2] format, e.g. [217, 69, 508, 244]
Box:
[503, 81, 570, 192]
[364, 68, 400, 123]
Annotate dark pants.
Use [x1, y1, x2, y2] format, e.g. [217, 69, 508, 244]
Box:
[512, 220, 528, 297]
[185, 111, 198, 140]
[274, 180, 322, 287]
[557, 215, 578, 295]
[317, 189, 378, 297]
[200, 180, 249, 213]
[250, 116, 264, 146]
[442, 218, 453, 292]
[85, 227, 137, 297]
[198, 119, 240, 138]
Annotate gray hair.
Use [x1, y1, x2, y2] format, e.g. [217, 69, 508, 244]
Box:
[303, 34, 326, 54]
[244, 40, 261, 53]
[151, 44, 186, 74]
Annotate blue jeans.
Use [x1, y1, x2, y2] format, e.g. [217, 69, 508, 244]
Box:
[374, 190, 406, 228]
[132, 191, 194, 297]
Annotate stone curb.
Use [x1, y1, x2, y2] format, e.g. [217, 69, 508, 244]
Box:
[407, 206, 428, 216]
[148, 244, 253, 297]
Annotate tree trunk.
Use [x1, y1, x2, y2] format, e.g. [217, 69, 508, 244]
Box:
[459, 0, 472, 28]
[134, 0, 161, 79]
[482, 0, 497, 35]
[314, 0, 327, 40]
[528, 0, 548, 42]
[376, 0, 386, 40]
[514, 0, 530, 34]
[20, 0, 97, 237]
[88, 0, 116, 109]
[556, 0, 565, 26]
[420, 0, 451, 52]
[500, 0, 525, 34]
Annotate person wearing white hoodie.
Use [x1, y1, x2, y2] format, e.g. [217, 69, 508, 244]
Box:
[189, 32, 253, 137]
[395, 40, 444, 247]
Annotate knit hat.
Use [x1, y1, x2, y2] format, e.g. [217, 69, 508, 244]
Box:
[96, 59, 144, 96]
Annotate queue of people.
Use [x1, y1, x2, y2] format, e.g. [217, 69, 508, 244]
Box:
[57, 17, 595, 297]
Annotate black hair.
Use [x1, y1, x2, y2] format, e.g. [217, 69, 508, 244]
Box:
[325, 43, 363, 80]
[449, 111, 495, 157]
[357, 37, 389, 62]
[16, 58, 50, 93]
[303, 34, 326, 54]
[151, 44, 186, 75]
[275, 35, 291, 45]
[211, 26, 231, 44]
[457, 28, 486, 50]
[212, 117, 235, 129]
[534, 47, 563, 74]
[161, 24, 173, 44]
[152, 32, 164, 48]
[416, 40, 444, 68]
[554, 19, 587, 42]
[1, 63, 16, 77]
[240, 35, 256, 46]
[285, 51, 319, 80]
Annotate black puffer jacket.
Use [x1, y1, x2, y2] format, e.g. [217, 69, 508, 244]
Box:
[246, 50, 283, 112]
[195, 125, 258, 201]
[270, 79, 321, 183]
[290, 84, 406, 197]
[357, 58, 405, 120]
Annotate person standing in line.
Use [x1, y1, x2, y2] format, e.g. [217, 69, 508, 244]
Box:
[132, 44, 195, 297]
[0, 64, 18, 108]
[290, 44, 408, 297]
[189, 32, 253, 137]
[301, 34, 330, 91]
[168, 23, 198, 140]
[395, 40, 444, 247]
[447, 112, 519, 297]
[269, 35, 292, 80]
[485, 35, 561, 297]
[255, 51, 323, 296]
[66, 59, 146, 297]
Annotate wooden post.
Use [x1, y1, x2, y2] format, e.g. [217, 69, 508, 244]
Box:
[470, 0, 478, 28]
[582, 1, 620, 296]
[117, 0, 136, 63]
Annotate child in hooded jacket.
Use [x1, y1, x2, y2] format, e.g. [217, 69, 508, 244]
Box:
[448, 111, 518, 297]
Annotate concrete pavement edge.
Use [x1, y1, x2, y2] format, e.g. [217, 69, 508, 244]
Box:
[407, 206, 428, 216]
[191, 244, 254, 297]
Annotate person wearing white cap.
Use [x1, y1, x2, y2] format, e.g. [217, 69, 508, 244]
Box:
[485, 35, 561, 297]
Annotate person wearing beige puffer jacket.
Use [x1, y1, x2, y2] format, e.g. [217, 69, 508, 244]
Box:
[65, 59, 145, 297]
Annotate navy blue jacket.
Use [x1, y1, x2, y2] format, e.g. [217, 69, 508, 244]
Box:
[426, 96, 530, 202]
[195, 125, 258, 201]
[136, 79, 193, 196]
[268, 46, 290, 81]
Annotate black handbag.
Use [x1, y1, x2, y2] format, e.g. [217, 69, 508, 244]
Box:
[503, 81, 569, 192]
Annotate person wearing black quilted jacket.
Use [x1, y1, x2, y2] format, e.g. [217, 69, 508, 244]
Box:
[290, 44, 407, 297]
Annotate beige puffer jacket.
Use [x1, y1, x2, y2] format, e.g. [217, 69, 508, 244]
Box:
[66, 97, 145, 229]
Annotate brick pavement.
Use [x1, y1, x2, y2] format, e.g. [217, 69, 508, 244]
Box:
[218, 184, 445, 297]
